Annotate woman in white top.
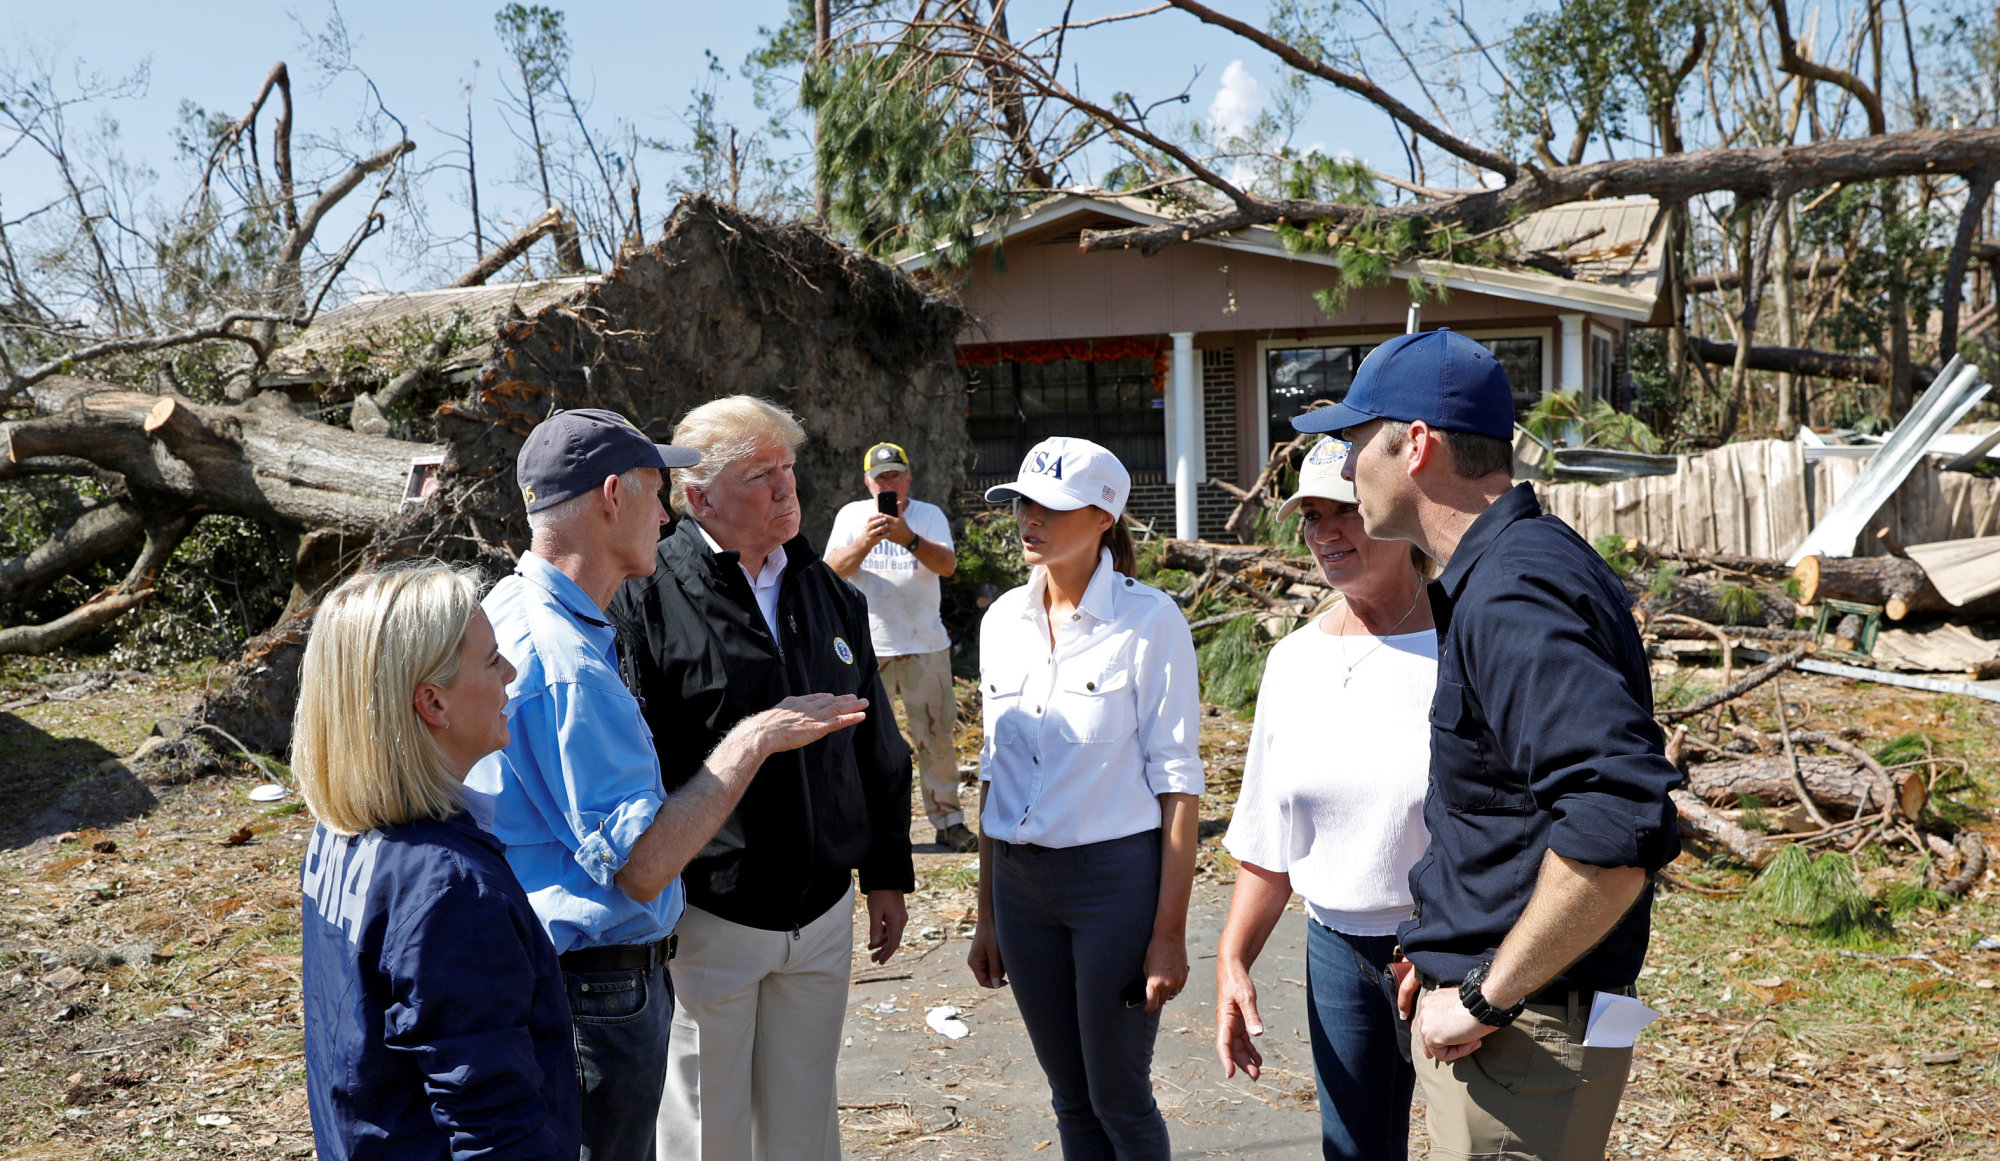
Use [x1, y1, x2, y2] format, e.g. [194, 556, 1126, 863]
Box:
[1215, 436, 1436, 1161]
[966, 436, 1205, 1161]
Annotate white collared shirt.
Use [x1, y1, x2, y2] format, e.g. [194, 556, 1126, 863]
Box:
[978, 548, 1205, 847]
[694, 521, 788, 640]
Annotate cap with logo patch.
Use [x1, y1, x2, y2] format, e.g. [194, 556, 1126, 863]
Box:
[983, 436, 1130, 518]
[1276, 437, 1358, 522]
[863, 442, 911, 477]
[516, 408, 702, 514]
[1290, 328, 1516, 440]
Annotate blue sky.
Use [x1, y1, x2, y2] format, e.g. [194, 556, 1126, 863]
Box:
[0, 1, 1442, 294]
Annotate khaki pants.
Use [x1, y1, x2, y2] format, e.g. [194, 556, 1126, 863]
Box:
[656, 886, 855, 1161]
[877, 649, 961, 829]
[1414, 986, 1634, 1161]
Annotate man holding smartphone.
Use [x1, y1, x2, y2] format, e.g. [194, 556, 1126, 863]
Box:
[826, 442, 973, 852]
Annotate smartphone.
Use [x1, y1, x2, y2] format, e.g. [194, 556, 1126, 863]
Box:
[876, 491, 900, 517]
[1118, 978, 1148, 1009]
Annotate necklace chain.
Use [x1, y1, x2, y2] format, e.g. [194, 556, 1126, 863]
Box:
[1335, 589, 1425, 688]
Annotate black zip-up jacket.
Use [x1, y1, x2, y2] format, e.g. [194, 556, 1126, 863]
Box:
[609, 518, 915, 931]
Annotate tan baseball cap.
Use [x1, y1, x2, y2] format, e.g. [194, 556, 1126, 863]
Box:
[1275, 437, 1358, 522]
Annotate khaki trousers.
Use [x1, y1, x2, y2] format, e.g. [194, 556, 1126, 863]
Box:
[1414, 986, 1634, 1161]
[877, 649, 962, 829]
[656, 885, 854, 1161]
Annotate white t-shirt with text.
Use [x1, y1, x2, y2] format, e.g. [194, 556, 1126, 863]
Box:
[1223, 614, 1437, 936]
[827, 497, 954, 657]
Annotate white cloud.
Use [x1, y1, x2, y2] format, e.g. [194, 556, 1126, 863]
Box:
[1208, 60, 1263, 139]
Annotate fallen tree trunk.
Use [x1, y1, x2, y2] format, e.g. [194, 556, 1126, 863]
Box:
[1688, 336, 1890, 383]
[1685, 754, 1925, 819]
[1671, 789, 1778, 867]
[4, 378, 431, 533]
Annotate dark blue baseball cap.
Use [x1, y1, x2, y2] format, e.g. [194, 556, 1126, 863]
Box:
[516, 408, 702, 513]
[1290, 328, 1515, 440]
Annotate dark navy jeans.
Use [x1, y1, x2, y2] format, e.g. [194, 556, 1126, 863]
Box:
[993, 830, 1169, 1161]
[1306, 920, 1414, 1160]
[565, 961, 675, 1161]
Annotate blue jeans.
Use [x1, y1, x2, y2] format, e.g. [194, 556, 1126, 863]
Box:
[993, 831, 1169, 1161]
[1306, 920, 1414, 1161]
[566, 961, 675, 1161]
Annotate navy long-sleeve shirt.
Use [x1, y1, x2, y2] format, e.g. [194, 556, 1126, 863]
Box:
[302, 801, 579, 1161]
[1398, 483, 1682, 990]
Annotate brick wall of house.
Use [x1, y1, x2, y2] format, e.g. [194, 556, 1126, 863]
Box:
[1200, 348, 1238, 540]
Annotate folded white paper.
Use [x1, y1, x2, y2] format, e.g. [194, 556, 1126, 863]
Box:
[1582, 992, 1659, 1048]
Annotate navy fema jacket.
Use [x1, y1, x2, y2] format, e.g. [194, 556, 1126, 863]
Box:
[301, 798, 579, 1161]
[1399, 484, 1683, 992]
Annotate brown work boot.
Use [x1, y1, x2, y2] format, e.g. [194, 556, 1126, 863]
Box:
[935, 823, 978, 853]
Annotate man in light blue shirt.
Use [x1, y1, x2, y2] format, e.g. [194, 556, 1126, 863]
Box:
[467, 408, 868, 1161]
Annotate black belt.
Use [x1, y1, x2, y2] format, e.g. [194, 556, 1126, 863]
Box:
[558, 934, 677, 974]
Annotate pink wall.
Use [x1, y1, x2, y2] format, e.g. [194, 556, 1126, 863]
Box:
[955, 232, 1579, 343]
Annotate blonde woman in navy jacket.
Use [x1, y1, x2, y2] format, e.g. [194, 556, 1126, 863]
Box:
[966, 436, 1205, 1161]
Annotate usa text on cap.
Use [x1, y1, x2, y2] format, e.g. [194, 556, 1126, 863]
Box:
[1290, 328, 1515, 441]
[983, 436, 1130, 519]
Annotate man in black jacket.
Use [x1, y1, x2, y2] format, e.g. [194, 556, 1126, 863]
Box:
[612, 395, 914, 1161]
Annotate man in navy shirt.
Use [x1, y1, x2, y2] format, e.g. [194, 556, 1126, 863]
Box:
[1295, 330, 1681, 1161]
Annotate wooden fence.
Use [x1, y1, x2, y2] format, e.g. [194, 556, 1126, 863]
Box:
[1533, 439, 2000, 559]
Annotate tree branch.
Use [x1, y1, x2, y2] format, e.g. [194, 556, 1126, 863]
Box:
[1162, 0, 1519, 181]
[0, 512, 194, 657]
[1768, 0, 1885, 136]
[1, 311, 300, 405]
[1077, 127, 2000, 256]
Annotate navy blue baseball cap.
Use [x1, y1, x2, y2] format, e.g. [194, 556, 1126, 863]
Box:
[516, 408, 701, 513]
[1290, 328, 1515, 440]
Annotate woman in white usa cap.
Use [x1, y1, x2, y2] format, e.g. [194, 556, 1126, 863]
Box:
[965, 435, 1204, 1161]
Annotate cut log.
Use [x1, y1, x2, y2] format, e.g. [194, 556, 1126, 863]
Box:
[1684, 754, 1924, 818]
[5, 379, 432, 533]
[1671, 790, 1778, 867]
[1793, 554, 1937, 618]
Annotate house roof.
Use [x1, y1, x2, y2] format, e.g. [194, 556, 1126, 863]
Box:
[268, 275, 599, 382]
[898, 191, 1667, 323]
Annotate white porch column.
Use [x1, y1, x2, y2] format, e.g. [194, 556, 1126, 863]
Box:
[1558, 313, 1586, 395]
[1169, 331, 1199, 542]
[1406, 302, 1422, 334]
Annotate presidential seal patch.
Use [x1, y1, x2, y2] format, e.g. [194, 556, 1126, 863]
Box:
[833, 636, 854, 664]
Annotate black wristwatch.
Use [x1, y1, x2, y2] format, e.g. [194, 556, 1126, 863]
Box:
[905, 532, 922, 551]
[1458, 960, 1526, 1029]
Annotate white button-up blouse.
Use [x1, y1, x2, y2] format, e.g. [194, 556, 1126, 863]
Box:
[977, 548, 1205, 848]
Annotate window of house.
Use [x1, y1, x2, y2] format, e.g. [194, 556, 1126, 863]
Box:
[1589, 332, 1616, 405]
[1489, 337, 1546, 418]
[965, 356, 1165, 479]
[1265, 344, 1374, 450]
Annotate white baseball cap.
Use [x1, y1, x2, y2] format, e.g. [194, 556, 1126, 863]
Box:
[984, 436, 1131, 518]
[1275, 437, 1358, 522]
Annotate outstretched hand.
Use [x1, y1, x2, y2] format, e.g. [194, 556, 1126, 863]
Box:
[751, 693, 868, 754]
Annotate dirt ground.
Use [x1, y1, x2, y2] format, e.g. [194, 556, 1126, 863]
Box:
[1, 662, 1996, 1159]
